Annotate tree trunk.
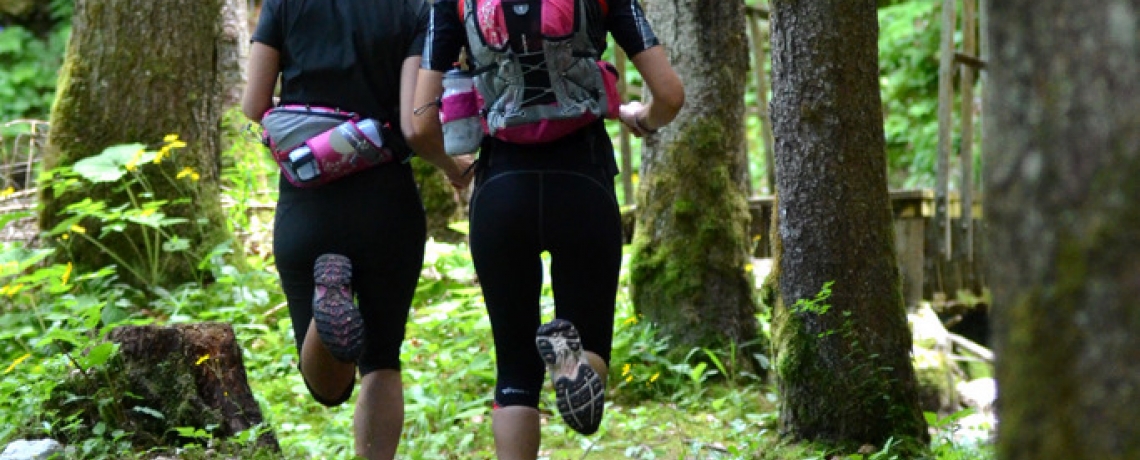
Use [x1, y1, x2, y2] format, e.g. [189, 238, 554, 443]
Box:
[38, 0, 246, 287]
[46, 323, 279, 452]
[984, 1, 1140, 459]
[412, 157, 465, 243]
[767, 0, 928, 450]
[631, 0, 760, 371]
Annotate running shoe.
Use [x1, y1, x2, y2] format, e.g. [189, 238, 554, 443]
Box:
[536, 319, 605, 435]
[313, 253, 363, 363]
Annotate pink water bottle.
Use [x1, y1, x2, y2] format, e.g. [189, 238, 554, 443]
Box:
[440, 69, 483, 155]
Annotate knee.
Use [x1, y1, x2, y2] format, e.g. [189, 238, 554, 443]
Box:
[305, 376, 355, 407]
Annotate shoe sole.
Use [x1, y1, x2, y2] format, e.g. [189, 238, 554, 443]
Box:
[536, 319, 605, 435]
[313, 254, 363, 363]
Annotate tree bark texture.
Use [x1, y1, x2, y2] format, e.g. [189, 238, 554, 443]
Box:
[768, 0, 928, 448]
[39, 0, 246, 287]
[46, 323, 279, 451]
[412, 157, 465, 243]
[984, 1, 1140, 459]
[631, 0, 759, 367]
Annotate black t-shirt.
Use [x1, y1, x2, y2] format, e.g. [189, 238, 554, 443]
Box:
[253, 0, 430, 123]
[421, 0, 660, 172]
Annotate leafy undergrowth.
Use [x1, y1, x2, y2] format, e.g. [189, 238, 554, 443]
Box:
[0, 237, 993, 459]
[0, 136, 993, 459]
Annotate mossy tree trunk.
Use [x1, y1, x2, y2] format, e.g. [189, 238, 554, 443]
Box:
[39, 0, 247, 287]
[631, 0, 759, 370]
[767, 0, 927, 450]
[984, 1, 1140, 459]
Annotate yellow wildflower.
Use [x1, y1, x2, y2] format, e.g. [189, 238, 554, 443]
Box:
[0, 187, 13, 198]
[649, 372, 660, 383]
[1, 283, 24, 297]
[622, 316, 638, 326]
[625, 375, 633, 383]
[745, 263, 753, 273]
[126, 148, 146, 170]
[163, 134, 180, 143]
[622, 363, 631, 376]
[61, 262, 73, 285]
[195, 354, 210, 366]
[70, 224, 86, 234]
[177, 167, 201, 181]
[4, 353, 31, 374]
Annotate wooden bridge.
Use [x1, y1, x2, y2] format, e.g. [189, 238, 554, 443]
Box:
[614, 0, 988, 308]
[746, 191, 986, 310]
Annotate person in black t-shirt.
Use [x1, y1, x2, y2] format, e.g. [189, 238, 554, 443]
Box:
[241, 1, 472, 458]
[407, 0, 683, 457]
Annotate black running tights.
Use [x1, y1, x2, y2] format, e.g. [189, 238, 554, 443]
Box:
[469, 164, 623, 408]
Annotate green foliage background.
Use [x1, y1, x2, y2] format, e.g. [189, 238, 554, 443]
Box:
[0, 1, 993, 458]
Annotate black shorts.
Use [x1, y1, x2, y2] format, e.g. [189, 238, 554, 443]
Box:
[274, 162, 426, 376]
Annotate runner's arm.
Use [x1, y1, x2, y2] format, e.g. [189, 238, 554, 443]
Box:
[620, 45, 684, 136]
[406, 67, 474, 189]
[242, 42, 280, 123]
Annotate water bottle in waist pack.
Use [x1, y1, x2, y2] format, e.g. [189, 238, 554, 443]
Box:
[285, 118, 395, 186]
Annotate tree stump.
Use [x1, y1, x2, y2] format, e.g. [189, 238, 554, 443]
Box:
[46, 322, 279, 452]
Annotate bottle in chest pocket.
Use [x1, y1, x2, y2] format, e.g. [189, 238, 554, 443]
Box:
[440, 68, 485, 155]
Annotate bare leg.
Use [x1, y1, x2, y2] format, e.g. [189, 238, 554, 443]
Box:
[353, 369, 405, 460]
[493, 406, 541, 460]
[299, 319, 356, 399]
[492, 349, 609, 459]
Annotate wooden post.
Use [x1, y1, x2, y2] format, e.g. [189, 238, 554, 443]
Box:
[747, 11, 776, 195]
[615, 47, 635, 206]
[959, 0, 977, 268]
[936, 0, 956, 261]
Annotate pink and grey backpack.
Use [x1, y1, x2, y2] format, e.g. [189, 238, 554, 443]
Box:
[460, 0, 620, 144]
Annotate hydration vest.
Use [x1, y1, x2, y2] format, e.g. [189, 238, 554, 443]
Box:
[460, 0, 619, 144]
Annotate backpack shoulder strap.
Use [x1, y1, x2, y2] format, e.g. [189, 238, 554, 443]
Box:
[460, 0, 609, 20]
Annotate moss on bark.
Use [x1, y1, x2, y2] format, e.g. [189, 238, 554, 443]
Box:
[45, 323, 278, 452]
[631, 117, 759, 366]
[38, 0, 243, 288]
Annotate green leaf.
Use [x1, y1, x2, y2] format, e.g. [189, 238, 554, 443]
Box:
[132, 406, 165, 420]
[47, 214, 85, 235]
[162, 237, 191, 253]
[72, 143, 149, 183]
[84, 342, 117, 367]
[689, 362, 708, 383]
[39, 328, 80, 348]
[447, 221, 470, 235]
[0, 211, 31, 232]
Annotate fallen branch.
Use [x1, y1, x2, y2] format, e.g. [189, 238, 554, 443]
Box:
[948, 332, 994, 362]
